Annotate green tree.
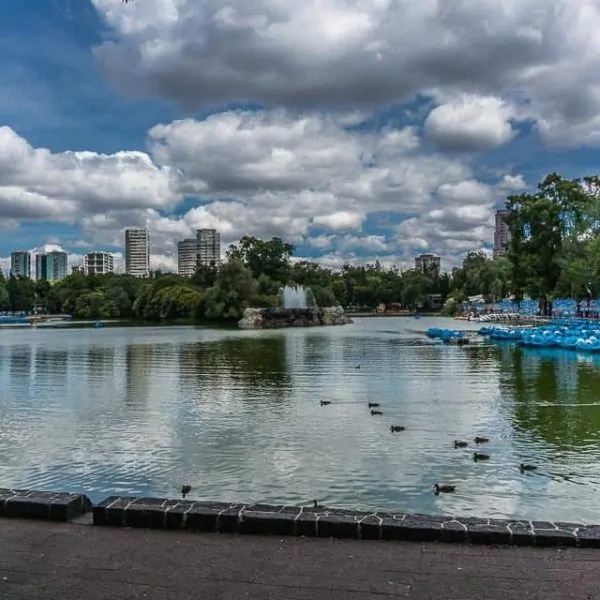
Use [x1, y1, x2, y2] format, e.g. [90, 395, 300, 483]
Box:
[227, 236, 294, 284]
[204, 260, 257, 319]
[506, 173, 598, 314]
[7, 275, 35, 312]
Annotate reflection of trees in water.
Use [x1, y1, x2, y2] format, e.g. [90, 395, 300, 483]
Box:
[33, 347, 68, 381]
[178, 336, 290, 400]
[463, 344, 501, 371]
[498, 345, 600, 449]
[8, 345, 32, 380]
[85, 346, 115, 380]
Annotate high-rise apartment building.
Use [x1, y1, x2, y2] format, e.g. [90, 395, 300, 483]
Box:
[10, 251, 31, 278]
[85, 251, 114, 275]
[493, 210, 511, 258]
[415, 253, 441, 275]
[178, 238, 198, 276]
[36, 251, 68, 282]
[125, 228, 150, 277]
[196, 229, 221, 267]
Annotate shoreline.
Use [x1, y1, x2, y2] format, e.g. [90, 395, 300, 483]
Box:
[2, 487, 599, 547]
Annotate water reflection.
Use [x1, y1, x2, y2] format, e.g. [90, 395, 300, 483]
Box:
[2, 320, 600, 522]
[124, 344, 154, 405]
[499, 345, 600, 449]
[9, 345, 32, 382]
[178, 335, 290, 402]
[85, 346, 116, 381]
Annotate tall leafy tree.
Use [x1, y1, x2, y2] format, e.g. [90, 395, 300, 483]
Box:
[506, 173, 599, 314]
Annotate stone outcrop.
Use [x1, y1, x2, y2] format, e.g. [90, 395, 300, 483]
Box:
[238, 306, 353, 329]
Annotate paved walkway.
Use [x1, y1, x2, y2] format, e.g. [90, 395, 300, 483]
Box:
[0, 518, 598, 599]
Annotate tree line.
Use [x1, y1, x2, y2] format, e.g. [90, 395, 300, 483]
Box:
[0, 236, 453, 321]
[0, 172, 598, 321]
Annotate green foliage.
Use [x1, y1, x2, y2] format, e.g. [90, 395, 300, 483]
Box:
[204, 260, 257, 319]
[504, 173, 600, 312]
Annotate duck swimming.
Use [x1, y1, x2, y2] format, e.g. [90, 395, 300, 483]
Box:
[474, 436, 489, 444]
[473, 452, 490, 461]
[520, 463, 537, 472]
[390, 425, 405, 432]
[181, 484, 191, 498]
[320, 400, 331, 406]
[453, 440, 468, 448]
[371, 409, 383, 416]
[368, 402, 380, 408]
[433, 483, 455, 494]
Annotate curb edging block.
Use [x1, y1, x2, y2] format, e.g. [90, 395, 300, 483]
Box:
[90, 496, 593, 547]
[0, 488, 92, 522]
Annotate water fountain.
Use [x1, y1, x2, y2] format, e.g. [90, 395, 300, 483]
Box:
[238, 285, 352, 329]
[277, 285, 317, 309]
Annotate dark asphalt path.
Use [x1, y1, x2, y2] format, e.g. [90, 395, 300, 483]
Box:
[0, 518, 598, 599]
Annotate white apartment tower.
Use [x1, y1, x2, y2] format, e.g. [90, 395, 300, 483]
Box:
[125, 228, 150, 277]
[178, 238, 198, 276]
[196, 229, 221, 267]
[85, 251, 114, 275]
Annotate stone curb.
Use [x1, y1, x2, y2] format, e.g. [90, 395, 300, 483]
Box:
[0, 488, 92, 522]
[92, 496, 599, 547]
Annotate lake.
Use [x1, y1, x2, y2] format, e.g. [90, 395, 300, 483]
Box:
[1, 316, 600, 523]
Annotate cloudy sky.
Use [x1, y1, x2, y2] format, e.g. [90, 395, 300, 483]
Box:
[1, 0, 598, 273]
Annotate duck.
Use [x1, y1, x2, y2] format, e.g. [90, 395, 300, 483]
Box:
[368, 402, 380, 408]
[390, 425, 405, 433]
[453, 440, 468, 448]
[371, 409, 383, 416]
[181, 484, 192, 498]
[355, 365, 361, 369]
[520, 463, 537, 473]
[433, 483, 455, 494]
[473, 452, 490, 461]
[474, 436, 489, 444]
[320, 400, 331, 406]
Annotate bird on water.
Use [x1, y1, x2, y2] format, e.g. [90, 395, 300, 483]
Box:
[368, 402, 380, 408]
[433, 483, 455, 494]
[473, 452, 490, 461]
[474, 436, 489, 444]
[371, 409, 383, 416]
[390, 425, 405, 432]
[181, 485, 191, 498]
[453, 440, 468, 448]
[520, 463, 537, 473]
[320, 400, 331, 406]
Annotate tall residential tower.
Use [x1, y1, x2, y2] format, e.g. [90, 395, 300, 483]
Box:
[493, 210, 511, 258]
[177, 238, 198, 276]
[196, 229, 221, 267]
[125, 228, 150, 277]
[85, 251, 114, 275]
[35, 251, 68, 282]
[10, 251, 31, 278]
[415, 253, 441, 275]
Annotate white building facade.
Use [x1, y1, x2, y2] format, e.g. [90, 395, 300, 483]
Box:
[125, 228, 150, 277]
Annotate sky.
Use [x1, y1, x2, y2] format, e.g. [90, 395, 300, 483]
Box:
[1, 0, 600, 274]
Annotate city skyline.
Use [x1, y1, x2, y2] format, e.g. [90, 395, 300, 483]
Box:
[2, 2, 596, 276]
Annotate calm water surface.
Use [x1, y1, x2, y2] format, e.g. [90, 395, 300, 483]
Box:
[1, 317, 600, 523]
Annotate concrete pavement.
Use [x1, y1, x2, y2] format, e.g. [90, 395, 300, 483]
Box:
[0, 518, 598, 599]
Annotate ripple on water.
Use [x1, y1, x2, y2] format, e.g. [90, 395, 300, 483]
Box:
[0, 318, 600, 522]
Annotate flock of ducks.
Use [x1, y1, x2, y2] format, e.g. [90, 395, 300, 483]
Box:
[320, 395, 539, 496]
